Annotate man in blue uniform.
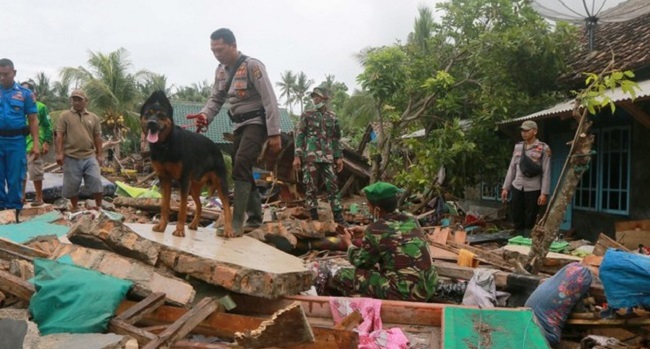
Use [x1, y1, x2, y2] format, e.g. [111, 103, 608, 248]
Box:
[0, 59, 40, 220]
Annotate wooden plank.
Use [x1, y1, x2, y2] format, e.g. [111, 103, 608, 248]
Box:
[453, 231, 467, 244]
[0, 269, 35, 301]
[116, 300, 357, 349]
[447, 241, 515, 271]
[116, 292, 166, 324]
[232, 294, 448, 327]
[429, 246, 459, 261]
[593, 233, 630, 257]
[333, 310, 362, 330]
[235, 302, 315, 348]
[0, 237, 50, 262]
[142, 297, 218, 349]
[430, 227, 450, 245]
[109, 318, 157, 346]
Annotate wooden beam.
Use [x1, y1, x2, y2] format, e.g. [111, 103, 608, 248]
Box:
[593, 233, 630, 257]
[447, 241, 515, 272]
[0, 237, 50, 262]
[620, 101, 650, 129]
[115, 292, 166, 325]
[232, 294, 448, 327]
[0, 269, 35, 301]
[142, 297, 219, 349]
[116, 299, 358, 349]
[235, 302, 315, 348]
[110, 319, 157, 346]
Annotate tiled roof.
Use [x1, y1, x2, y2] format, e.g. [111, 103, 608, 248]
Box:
[561, 8, 650, 85]
[171, 102, 294, 144]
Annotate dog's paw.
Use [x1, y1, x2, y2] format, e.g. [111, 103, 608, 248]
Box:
[189, 221, 199, 230]
[172, 228, 186, 237]
[152, 223, 166, 233]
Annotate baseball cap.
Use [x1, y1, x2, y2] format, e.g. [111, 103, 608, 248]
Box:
[520, 120, 538, 130]
[70, 89, 87, 100]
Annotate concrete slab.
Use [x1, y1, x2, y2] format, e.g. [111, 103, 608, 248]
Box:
[37, 333, 136, 349]
[0, 309, 40, 349]
[52, 244, 196, 306]
[127, 223, 314, 298]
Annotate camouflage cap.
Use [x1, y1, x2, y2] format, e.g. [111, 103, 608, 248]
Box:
[520, 120, 538, 130]
[363, 182, 399, 203]
[310, 87, 330, 100]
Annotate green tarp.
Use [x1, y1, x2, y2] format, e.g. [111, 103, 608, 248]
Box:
[443, 307, 549, 349]
[29, 258, 132, 335]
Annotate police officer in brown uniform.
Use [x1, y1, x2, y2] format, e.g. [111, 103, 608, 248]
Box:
[187, 28, 281, 237]
[501, 120, 551, 237]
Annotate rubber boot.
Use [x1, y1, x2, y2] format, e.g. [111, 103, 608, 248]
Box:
[232, 180, 252, 236]
[333, 210, 349, 227]
[244, 186, 263, 232]
[309, 208, 319, 220]
[15, 209, 20, 223]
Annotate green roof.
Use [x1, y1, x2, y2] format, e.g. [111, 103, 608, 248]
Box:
[172, 102, 294, 144]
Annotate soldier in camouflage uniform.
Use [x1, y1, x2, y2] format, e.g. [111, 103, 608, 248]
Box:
[329, 182, 438, 302]
[293, 87, 346, 225]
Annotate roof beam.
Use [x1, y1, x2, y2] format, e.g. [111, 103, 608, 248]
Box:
[620, 101, 650, 129]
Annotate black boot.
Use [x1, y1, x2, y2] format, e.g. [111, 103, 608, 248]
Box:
[333, 210, 348, 227]
[232, 180, 252, 236]
[15, 209, 20, 223]
[244, 186, 263, 232]
[309, 208, 319, 220]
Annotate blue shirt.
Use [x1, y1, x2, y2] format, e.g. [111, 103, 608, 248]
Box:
[0, 82, 37, 134]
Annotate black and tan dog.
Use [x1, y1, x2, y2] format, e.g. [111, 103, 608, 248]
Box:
[140, 91, 233, 237]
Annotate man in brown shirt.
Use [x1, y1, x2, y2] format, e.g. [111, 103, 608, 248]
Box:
[187, 28, 282, 237]
[55, 89, 104, 211]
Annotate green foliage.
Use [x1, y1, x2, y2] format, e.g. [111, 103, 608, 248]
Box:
[580, 70, 638, 114]
[351, 0, 579, 194]
[394, 119, 477, 194]
[60, 48, 143, 139]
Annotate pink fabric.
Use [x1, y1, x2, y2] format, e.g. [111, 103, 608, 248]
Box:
[329, 297, 409, 349]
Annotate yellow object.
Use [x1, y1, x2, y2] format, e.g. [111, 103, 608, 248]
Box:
[457, 249, 479, 268]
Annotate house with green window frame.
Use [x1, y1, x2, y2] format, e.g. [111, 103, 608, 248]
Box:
[493, 11, 650, 242]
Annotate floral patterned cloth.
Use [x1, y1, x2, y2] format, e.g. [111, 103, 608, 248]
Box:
[329, 297, 409, 349]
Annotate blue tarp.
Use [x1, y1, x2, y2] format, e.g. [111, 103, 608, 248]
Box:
[600, 249, 650, 309]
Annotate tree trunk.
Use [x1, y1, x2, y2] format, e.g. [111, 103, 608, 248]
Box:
[527, 106, 594, 273]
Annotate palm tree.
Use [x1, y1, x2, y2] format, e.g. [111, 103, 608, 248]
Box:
[408, 6, 435, 54]
[293, 72, 313, 114]
[60, 48, 141, 138]
[138, 72, 173, 98]
[173, 80, 212, 102]
[276, 70, 296, 110]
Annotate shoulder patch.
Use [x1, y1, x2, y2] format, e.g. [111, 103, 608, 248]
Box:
[545, 146, 552, 157]
[251, 63, 263, 80]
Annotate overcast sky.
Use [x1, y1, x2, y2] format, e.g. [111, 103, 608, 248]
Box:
[4, 0, 632, 104]
[3, 0, 444, 101]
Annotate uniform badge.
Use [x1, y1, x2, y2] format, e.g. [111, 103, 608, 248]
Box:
[251, 64, 263, 80]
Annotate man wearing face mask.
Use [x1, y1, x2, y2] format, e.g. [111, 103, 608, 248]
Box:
[329, 182, 438, 301]
[292, 87, 347, 226]
[187, 28, 282, 237]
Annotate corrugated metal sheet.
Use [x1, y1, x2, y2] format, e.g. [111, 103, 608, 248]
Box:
[498, 78, 650, 126]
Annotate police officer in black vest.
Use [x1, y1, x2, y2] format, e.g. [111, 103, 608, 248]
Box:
[188, 28, 281, 237]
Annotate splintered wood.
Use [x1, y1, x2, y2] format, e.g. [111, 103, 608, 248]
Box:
[235, 302, 315, 348]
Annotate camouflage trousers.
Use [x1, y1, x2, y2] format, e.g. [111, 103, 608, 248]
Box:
[302, 161, 342, 213]
[329, 267, 436, 302]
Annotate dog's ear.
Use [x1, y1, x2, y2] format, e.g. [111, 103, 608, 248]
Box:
[141, 91, 174, 119]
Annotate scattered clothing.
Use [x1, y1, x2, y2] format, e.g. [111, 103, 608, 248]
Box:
[329, 297, 409, 349]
